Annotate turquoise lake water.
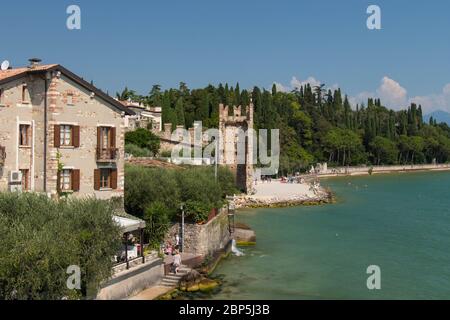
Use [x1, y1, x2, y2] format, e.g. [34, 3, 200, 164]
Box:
[211, 171, 450, 299]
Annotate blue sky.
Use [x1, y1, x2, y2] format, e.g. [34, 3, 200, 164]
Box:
[2, 0, 450, 113]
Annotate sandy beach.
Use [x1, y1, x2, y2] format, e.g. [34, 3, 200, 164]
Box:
[233, 180, 331, 208]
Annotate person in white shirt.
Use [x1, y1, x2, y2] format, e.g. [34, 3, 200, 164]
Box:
[173, 250, 182, 274]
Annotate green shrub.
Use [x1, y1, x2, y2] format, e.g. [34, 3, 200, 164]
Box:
[125, 165, 239, 226]
[0, 193, 121, 300]
[125, 165, 180, 219]
[184, 200, 213, 223]
[176, 167, 223, 222]
[125, 128, 160, 155]
[144, 202, 171, 249]
[125, 144, 152, 157]
[159, 150, 172, 158]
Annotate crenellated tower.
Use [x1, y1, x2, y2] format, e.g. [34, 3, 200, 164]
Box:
[218, 102, 254, 194]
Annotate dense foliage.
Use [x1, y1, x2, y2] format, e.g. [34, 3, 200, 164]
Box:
[125, 128, 161, 156]
[125, 165, 238, 246]
[0, 193, 121, 300]
[118, 83, 450, 174]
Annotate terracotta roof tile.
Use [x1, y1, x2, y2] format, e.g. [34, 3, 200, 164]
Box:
[0, 63, 134, 115]
[0, 64, 58, 81]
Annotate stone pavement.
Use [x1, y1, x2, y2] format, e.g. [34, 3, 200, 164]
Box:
[128, 285, 171, 300]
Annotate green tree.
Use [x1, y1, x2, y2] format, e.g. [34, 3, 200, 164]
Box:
[125, 128, 161, 155]
[369, 136, 399, 164]
[0, 193, 121, 299]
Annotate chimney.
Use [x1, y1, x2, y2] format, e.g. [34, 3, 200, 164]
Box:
[28, 58, 42, 69]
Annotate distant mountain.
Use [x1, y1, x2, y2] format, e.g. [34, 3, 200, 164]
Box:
[424, 110, 450, 126]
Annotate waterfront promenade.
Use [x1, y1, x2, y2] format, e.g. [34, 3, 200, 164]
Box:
[317, 163, 450, 177]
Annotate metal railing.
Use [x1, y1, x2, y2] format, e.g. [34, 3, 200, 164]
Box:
[96, 147, 119, 162]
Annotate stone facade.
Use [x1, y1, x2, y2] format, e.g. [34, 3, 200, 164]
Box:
[0, 62, 133, 199]
[121, 101, 162, 133]
[218, 103, 254, 193]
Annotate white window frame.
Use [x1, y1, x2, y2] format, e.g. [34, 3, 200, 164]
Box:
[60, 169, 72, 191]
[60, 125, 72, 146]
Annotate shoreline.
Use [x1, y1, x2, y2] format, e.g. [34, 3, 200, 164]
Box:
[234, 182, 333, 209]
[234, 164, 450, 209]
[315, 163, 450, 178]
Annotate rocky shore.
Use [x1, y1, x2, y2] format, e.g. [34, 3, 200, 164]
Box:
[233, 181, 333, 209]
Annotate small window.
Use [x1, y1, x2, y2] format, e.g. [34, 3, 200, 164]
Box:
[21, 84, 28, 103]
[59, 169, 72, 191]
[95, 168, 117, 190]
[100, 168, 111, 189]
[0, 88, 4, 104]
[67, 94, 74, 105]
[19, 124, 31, 146]
[20, 169, 29, 191]
[60, 125, 72, 146]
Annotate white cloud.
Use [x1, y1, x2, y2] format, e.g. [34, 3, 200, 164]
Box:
[273, 81, 288, 93]
[348, 91, 373, 109]
[377, 77, 408, 109]
[275, 75, 450, 114]
[290, 76, 322, 90]
[409, 84, 450, 114]
[349, 77, 408, 110]
[272, 76, 337, 93]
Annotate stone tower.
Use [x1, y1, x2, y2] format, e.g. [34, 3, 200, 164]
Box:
[218, 103, 254, 194]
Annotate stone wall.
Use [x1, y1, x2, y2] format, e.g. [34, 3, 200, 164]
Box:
[96, 256, 164, 300]
[165, 208, 232, 257]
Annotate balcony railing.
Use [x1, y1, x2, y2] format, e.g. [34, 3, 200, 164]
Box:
[0, 146, 5, 166]
[96, 147, 119, 162]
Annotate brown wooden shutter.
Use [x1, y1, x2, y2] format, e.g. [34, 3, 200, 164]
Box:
[54, 125, 60, 147]
[111, 169, 118, 190]
[94, 169, 101, 190]
[110, 127, 116, 148]
[97, 127, 102, 150]
[72, 126, 80, 148]
[72, 169, 80, 192]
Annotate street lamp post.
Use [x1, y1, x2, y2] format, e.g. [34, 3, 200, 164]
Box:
[180, 204, 185, 252]
[215, 137, 219, 182]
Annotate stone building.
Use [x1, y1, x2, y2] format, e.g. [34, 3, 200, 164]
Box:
[218, 103, 254, 194]
[0, 59, 135, 199]
[120, 100, 162, 133]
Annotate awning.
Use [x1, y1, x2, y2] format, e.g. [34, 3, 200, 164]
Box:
[113, 215, 146, 233]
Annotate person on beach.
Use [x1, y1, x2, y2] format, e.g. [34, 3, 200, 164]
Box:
[172, 250, 182, 274]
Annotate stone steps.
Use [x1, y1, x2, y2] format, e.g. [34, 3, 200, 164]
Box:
[160, 265, 191, 287]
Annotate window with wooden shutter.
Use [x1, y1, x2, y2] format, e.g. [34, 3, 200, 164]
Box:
[94, 169, 101, 190]
[19, 125, 31, 146]
[54, 125, 61, 147]
[60, 125, 72, 146]
[111, 169, 118, 190]
[72, 169, 80, 191]
[73, 126, 80, 148]
[97, 127, 102, 151]
[59, 169, 75, 192]
[110, 127, 116, 148]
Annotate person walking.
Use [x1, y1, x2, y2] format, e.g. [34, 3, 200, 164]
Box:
[172, 249, 182, 274]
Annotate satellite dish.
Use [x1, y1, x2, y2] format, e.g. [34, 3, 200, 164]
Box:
[1, 60, 10, 71]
